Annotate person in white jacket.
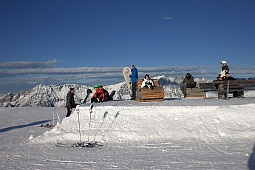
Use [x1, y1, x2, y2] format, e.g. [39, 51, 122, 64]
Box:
[141, 74, 155, 89]
[219, 60, 229, 77]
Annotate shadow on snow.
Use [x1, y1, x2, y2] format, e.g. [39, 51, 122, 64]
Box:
[0, 119, 51, 133]
[248, 142, 255, 170]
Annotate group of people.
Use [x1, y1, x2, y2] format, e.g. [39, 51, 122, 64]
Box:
[90, 84, 115, 103]
[65, 85, 115, 117]
[182, 60, 235, 88]
[217, 60, 236, 81]
[65, 64, 155, 117]
[66, 61, 236, 116]
[181, 60, 240, 97]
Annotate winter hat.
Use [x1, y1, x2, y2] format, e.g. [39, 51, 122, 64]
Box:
[186, 73, 191, 76]
[87, 89, 92, 93]
[221, 60, 227, 64]
[94, 84, 99, 88]
[144, 74, 150, 78]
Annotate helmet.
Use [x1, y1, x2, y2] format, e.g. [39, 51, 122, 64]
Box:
[221, 60, 227, 64]
[94, 84, 99, 88]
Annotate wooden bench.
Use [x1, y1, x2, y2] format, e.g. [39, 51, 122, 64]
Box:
[185, 88, 205, 98]
[182, 82, 205, 98]
[136, 79, 165, 102]
[199, 80, 255, 99]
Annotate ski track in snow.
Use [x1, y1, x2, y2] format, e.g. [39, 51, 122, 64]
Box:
[0, 98, 255, 169]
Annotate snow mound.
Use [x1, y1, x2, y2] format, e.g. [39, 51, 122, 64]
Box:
[30, 103, 255, 144]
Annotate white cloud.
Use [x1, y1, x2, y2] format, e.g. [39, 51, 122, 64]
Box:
[0, 60, 61, 69]
[0, 65, 254, 94]
[163, 15, 172, 20]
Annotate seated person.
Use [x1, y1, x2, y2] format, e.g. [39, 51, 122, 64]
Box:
[219, 60, 229, 77]
[182, 73, 195, 88]
[213, 75, 223, 89]
[222, 72, 236, 80]
[221, 72, 242, 97]
[181, 73, 195, 98]
[91, 85, 106, 103]
[103, 88, 116, 101]
[141, 74, 155, 89]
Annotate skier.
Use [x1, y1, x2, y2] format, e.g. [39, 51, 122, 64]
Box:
[66, 88, 76, 117]
[83, 89, 92, 104]
[129, 65, 138, 100]
[91, 85, 106, 103]
[103, 88, 116, 101]
[219, 60, 229, 78]
[141, 74, 154, 89]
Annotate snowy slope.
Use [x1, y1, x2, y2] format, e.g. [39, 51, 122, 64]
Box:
[1, 98, 255, 169]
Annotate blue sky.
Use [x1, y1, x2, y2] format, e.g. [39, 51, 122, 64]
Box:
[0, 0, 255, 94]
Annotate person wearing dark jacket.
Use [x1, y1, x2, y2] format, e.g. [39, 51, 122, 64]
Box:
[181, 73, 195, 97]
[66, 88, 76, 117]
[182, 73, 195, 88]
[129, 65, 138, 100]
[222, 72, 236, 80]
[221, 72, 243, 97]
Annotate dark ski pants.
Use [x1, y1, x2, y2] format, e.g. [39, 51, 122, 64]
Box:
[131, 82, 137, 99]
[66, 107, 72, 117]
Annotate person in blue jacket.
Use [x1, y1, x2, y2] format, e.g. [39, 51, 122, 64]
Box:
[129, 65, 138, 100]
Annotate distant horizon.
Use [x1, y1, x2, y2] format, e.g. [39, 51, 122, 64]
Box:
[0, 61, 254, 95]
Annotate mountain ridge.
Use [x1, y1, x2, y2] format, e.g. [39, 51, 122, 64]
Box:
[0, 75, 208, 107]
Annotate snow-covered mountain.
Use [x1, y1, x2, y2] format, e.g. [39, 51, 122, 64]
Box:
[0, 75, 208, 107]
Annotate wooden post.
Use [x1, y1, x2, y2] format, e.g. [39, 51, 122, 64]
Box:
[226, 80, 230, 99]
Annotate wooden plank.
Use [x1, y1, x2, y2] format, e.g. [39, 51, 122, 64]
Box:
[198, 80, 255, 99]
[199, 83, 216, 89]
[185, 88, 205, 98]
[140, 87, 165, 100]
[139, 98, 165, 102]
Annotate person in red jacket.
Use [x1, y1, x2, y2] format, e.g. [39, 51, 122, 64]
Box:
[91, 85, 106, 103]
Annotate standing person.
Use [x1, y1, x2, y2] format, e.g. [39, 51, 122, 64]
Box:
[219, 60, 229, 77]
[66, 88, 76, 117]
[129, 65, 138, 100]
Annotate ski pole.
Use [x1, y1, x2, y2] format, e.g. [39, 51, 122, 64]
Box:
[93, 111, 108, 142]
[76, 106, 82, 143]
[52, 107, 55, 125]
[88, 102, 94, 142]
[100, 111, 120, 142]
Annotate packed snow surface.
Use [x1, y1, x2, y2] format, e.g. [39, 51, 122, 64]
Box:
[1, 98, 255, 169]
